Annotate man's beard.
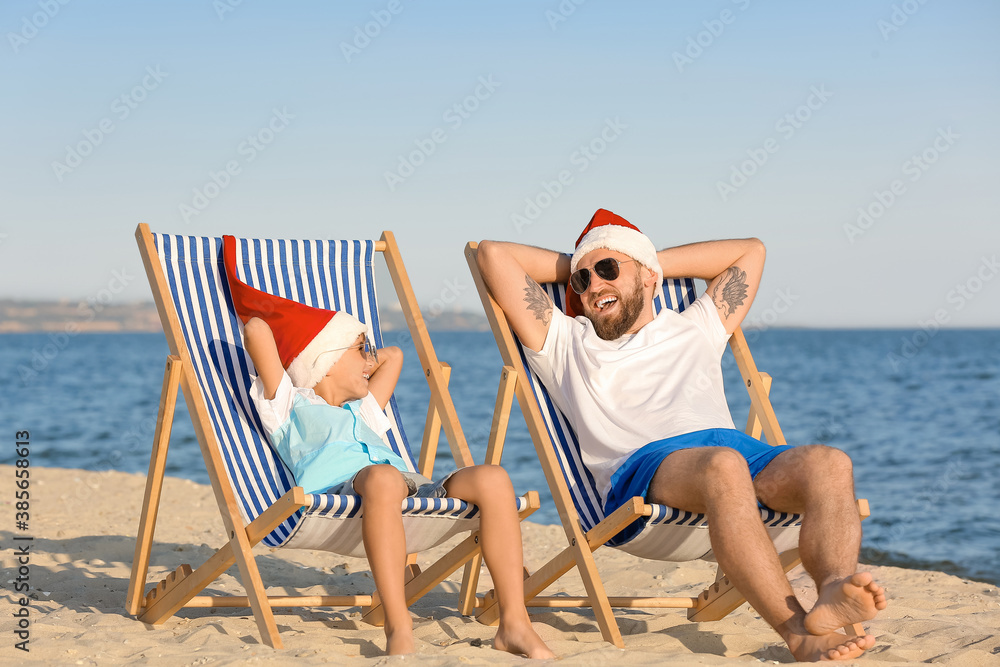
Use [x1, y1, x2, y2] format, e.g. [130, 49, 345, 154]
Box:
[587, 272, 645, 341]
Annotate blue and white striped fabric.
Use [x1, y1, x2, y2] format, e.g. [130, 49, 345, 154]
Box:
[153, 234, 525, 557]
[517, 278, 801, 561]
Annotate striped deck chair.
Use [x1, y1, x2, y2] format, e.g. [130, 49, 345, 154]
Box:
[125, 224, 538, 649]
[464, 242, 869, 647]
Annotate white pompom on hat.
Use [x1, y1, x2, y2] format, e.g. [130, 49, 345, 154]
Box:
[222, 235, 368, 389]
[567, 209, 663, 317]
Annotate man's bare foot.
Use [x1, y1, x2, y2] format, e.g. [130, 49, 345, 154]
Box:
[494, 619, 555, 659]
[385, 617, 415, 655]
[785, 629, 876, 662]
[804, 572, 887, 636]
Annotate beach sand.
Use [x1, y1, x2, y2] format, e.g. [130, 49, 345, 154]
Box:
[4, 465, 998, 665]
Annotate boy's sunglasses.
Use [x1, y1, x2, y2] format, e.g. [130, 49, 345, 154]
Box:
[329, 336, 378, 364]
[570, 258, 640, 294]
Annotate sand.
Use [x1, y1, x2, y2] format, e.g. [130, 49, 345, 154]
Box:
[3, 465, 998, 665]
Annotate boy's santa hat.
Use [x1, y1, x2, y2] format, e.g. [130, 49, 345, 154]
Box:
[566, 209, 663, 317]
[222, 235, 367, 388]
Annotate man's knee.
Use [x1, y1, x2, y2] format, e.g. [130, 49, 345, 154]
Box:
[704, 447, 752, 478]
[701, 447, 754, 493]
[800, 444, 854, 479]
[648, 447, 754, 511]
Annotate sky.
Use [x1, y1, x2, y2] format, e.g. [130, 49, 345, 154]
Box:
[2, 0, 998, 328]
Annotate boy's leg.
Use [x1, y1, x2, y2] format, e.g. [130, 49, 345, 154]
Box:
[353, 465, 413, 655]
[445, 465, 554, 659]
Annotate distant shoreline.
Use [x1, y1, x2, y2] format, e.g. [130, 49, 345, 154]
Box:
[2, 299, 997, 333]
[0, 298, 490, 333]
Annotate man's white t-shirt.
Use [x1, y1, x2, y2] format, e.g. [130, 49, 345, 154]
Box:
[523, 292, 736, 504]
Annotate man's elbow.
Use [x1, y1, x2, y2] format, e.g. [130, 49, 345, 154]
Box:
[476, 239, 500, 271]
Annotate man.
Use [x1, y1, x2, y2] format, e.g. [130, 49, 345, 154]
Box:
[476, 209, 886, 662]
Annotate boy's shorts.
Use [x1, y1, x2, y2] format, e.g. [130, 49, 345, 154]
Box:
[324, 468, 458, 499]
[603, 428, 794, 546]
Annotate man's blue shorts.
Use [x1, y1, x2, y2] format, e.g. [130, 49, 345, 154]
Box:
[603, 428, 794, 546]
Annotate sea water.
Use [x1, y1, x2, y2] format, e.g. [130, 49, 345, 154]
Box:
[2, 329, 997, 585]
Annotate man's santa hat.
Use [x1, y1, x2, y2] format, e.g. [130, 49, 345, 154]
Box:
[222, 235, 367, 388]
[566, 209, 663, 317]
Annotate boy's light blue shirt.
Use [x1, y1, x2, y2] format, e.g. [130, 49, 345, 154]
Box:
[250, 372, 410, 494]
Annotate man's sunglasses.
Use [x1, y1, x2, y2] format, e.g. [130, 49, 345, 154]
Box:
[329, 336, 378, 364]
[569, 258, 640, 294]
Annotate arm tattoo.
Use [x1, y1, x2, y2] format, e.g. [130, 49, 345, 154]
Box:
[522, 275, 553, 325]
[711, 266, 749, 317]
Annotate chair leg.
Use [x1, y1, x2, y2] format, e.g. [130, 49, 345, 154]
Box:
[147, 372, 304, 648]
[456, 367, 518, 616]
[418, 363, 451, 477]
[570, 540, 625, 648]
[139, 540, 238, 625]
[457, 553, 484, 616]
[229, 531, 284, 648]
[126, 355, 182, 616]
[143, 564, 193, 609]
[687, 572, 743, 622]
[137, 498, 305, 650]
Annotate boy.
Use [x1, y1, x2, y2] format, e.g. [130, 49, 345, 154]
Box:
[223, 235, 553, 658]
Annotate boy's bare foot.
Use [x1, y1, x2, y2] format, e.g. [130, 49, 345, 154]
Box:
[804, 572, 887, 636]
[785, 629, 876, 662]
[385, 617, 415, 655]
[494, 620, 555, 659]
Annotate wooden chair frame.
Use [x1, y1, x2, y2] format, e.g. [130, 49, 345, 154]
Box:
[464, 241, 869, 647]
[125, 225, 538, 649]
